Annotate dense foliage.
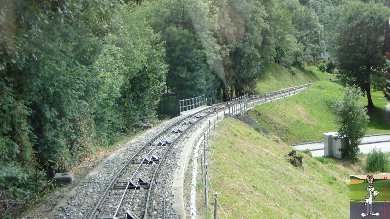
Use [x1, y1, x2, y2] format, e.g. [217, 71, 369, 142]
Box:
[333, 86, 369, 160]
[0, 0, 389, 213]
[331, 1, 389, 108]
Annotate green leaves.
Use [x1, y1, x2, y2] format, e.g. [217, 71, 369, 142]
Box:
[332, 86, 369, 160]
[365, 149, 388, 173]
[332, 1, 389, 106]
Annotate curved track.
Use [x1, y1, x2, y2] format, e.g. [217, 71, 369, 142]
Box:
[89, 106, 223, 219]
[82, 84, 310, 218]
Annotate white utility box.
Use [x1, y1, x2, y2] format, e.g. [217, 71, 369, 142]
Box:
[323, 132, 346, 158]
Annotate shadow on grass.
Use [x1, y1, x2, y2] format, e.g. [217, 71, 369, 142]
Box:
[367, 106, 390, 131]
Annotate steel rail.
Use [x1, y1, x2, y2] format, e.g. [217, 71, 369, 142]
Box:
[143, 106, 223, 218]
[88, 106, 220, 219]
[89, 83, 311, 219]
[142, 83, 312, 217]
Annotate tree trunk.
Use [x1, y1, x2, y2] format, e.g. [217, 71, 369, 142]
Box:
[364, 64, 374, 109]
[365, 82, 374, 108]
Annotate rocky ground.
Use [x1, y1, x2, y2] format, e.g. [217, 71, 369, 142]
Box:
[22, 117, 182, 219]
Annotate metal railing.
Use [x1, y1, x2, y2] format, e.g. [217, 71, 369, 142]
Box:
[224, 95, 249, 116]
[200, 116, 221, 219]
[179, 95, 206, 114]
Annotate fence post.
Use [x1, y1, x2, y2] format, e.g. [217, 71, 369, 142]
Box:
[232, 101, 235, 115]
[203, 133, 206, 171]
[205, 163, 209, 207]
[201, 149, 204, 178]
[214, 192, 218, 219]
[240, 98, 242, 114]
[208, 120, 211, 136]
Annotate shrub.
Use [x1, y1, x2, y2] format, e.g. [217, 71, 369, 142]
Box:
[326, 61, 336, 73]
[318, 62, 327, 72]
[0, 163, 48, 199]
[365, 149, 388, 173]
[332, 86, 369, 160]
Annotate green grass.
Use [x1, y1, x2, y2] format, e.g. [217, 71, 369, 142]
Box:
[207, 118, 353, 218]
[248, 80, 390, 144]
[255, 63, 333, 93]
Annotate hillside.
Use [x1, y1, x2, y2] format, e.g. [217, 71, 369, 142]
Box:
[207, 118, 358, 218]
[250, 77, 390, 144]
[255, 64, 330, 93]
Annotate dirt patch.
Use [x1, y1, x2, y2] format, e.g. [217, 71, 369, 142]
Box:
[0, 190, 27, 218]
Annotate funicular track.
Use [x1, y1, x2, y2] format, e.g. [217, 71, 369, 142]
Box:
[89, 105, 224, 219]
[85, 83, 311, 219]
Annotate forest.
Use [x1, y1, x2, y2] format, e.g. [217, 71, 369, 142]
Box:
[0, 0, 389, 208]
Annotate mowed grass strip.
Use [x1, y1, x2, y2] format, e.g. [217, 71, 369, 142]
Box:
[249, 80, 390, 145]
[208, 118, 351, 218]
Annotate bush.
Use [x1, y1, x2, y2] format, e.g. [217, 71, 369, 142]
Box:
[318, 62, 327, 72]
[332, 86, 369, 160]
[365, 149, 388, 173]
[0, 163, 48, 199]
[326, 61, 336, 73]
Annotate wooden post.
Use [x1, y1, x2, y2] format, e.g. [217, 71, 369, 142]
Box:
[203, 133, 206, 170]
[200, 150, 203, 180]
[205, 164, 209, 207]
[209, 120, 211, 135]
[214, 192, 218, 219]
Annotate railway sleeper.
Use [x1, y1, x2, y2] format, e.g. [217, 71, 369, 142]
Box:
[156, 140, 172, 146]
[124, 210, 138, 219]
[138, 178, 150, 189]
[171, 128, 183, 134]
[113, 180, 140, 190]
[97, 210, 137, 219]
[142, 157, 153, 164]
[151, 155, 159, 163]
[133, 156, 159, 164]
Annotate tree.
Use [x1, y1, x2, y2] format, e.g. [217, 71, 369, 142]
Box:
[333, 1, 389, 108]
[333, 86, 369, 160]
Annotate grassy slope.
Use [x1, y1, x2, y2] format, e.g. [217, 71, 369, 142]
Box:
[251, 67, 390, 144]
[208, 118, 354, 218]
[255, 64, 329, 93]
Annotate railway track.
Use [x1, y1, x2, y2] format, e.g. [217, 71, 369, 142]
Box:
[53, 83, 311, 219]
[89, 105, 223, 219]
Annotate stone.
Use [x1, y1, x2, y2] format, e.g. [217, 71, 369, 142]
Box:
[141, 123, 153, 129]
[54, 172, 74, 184]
